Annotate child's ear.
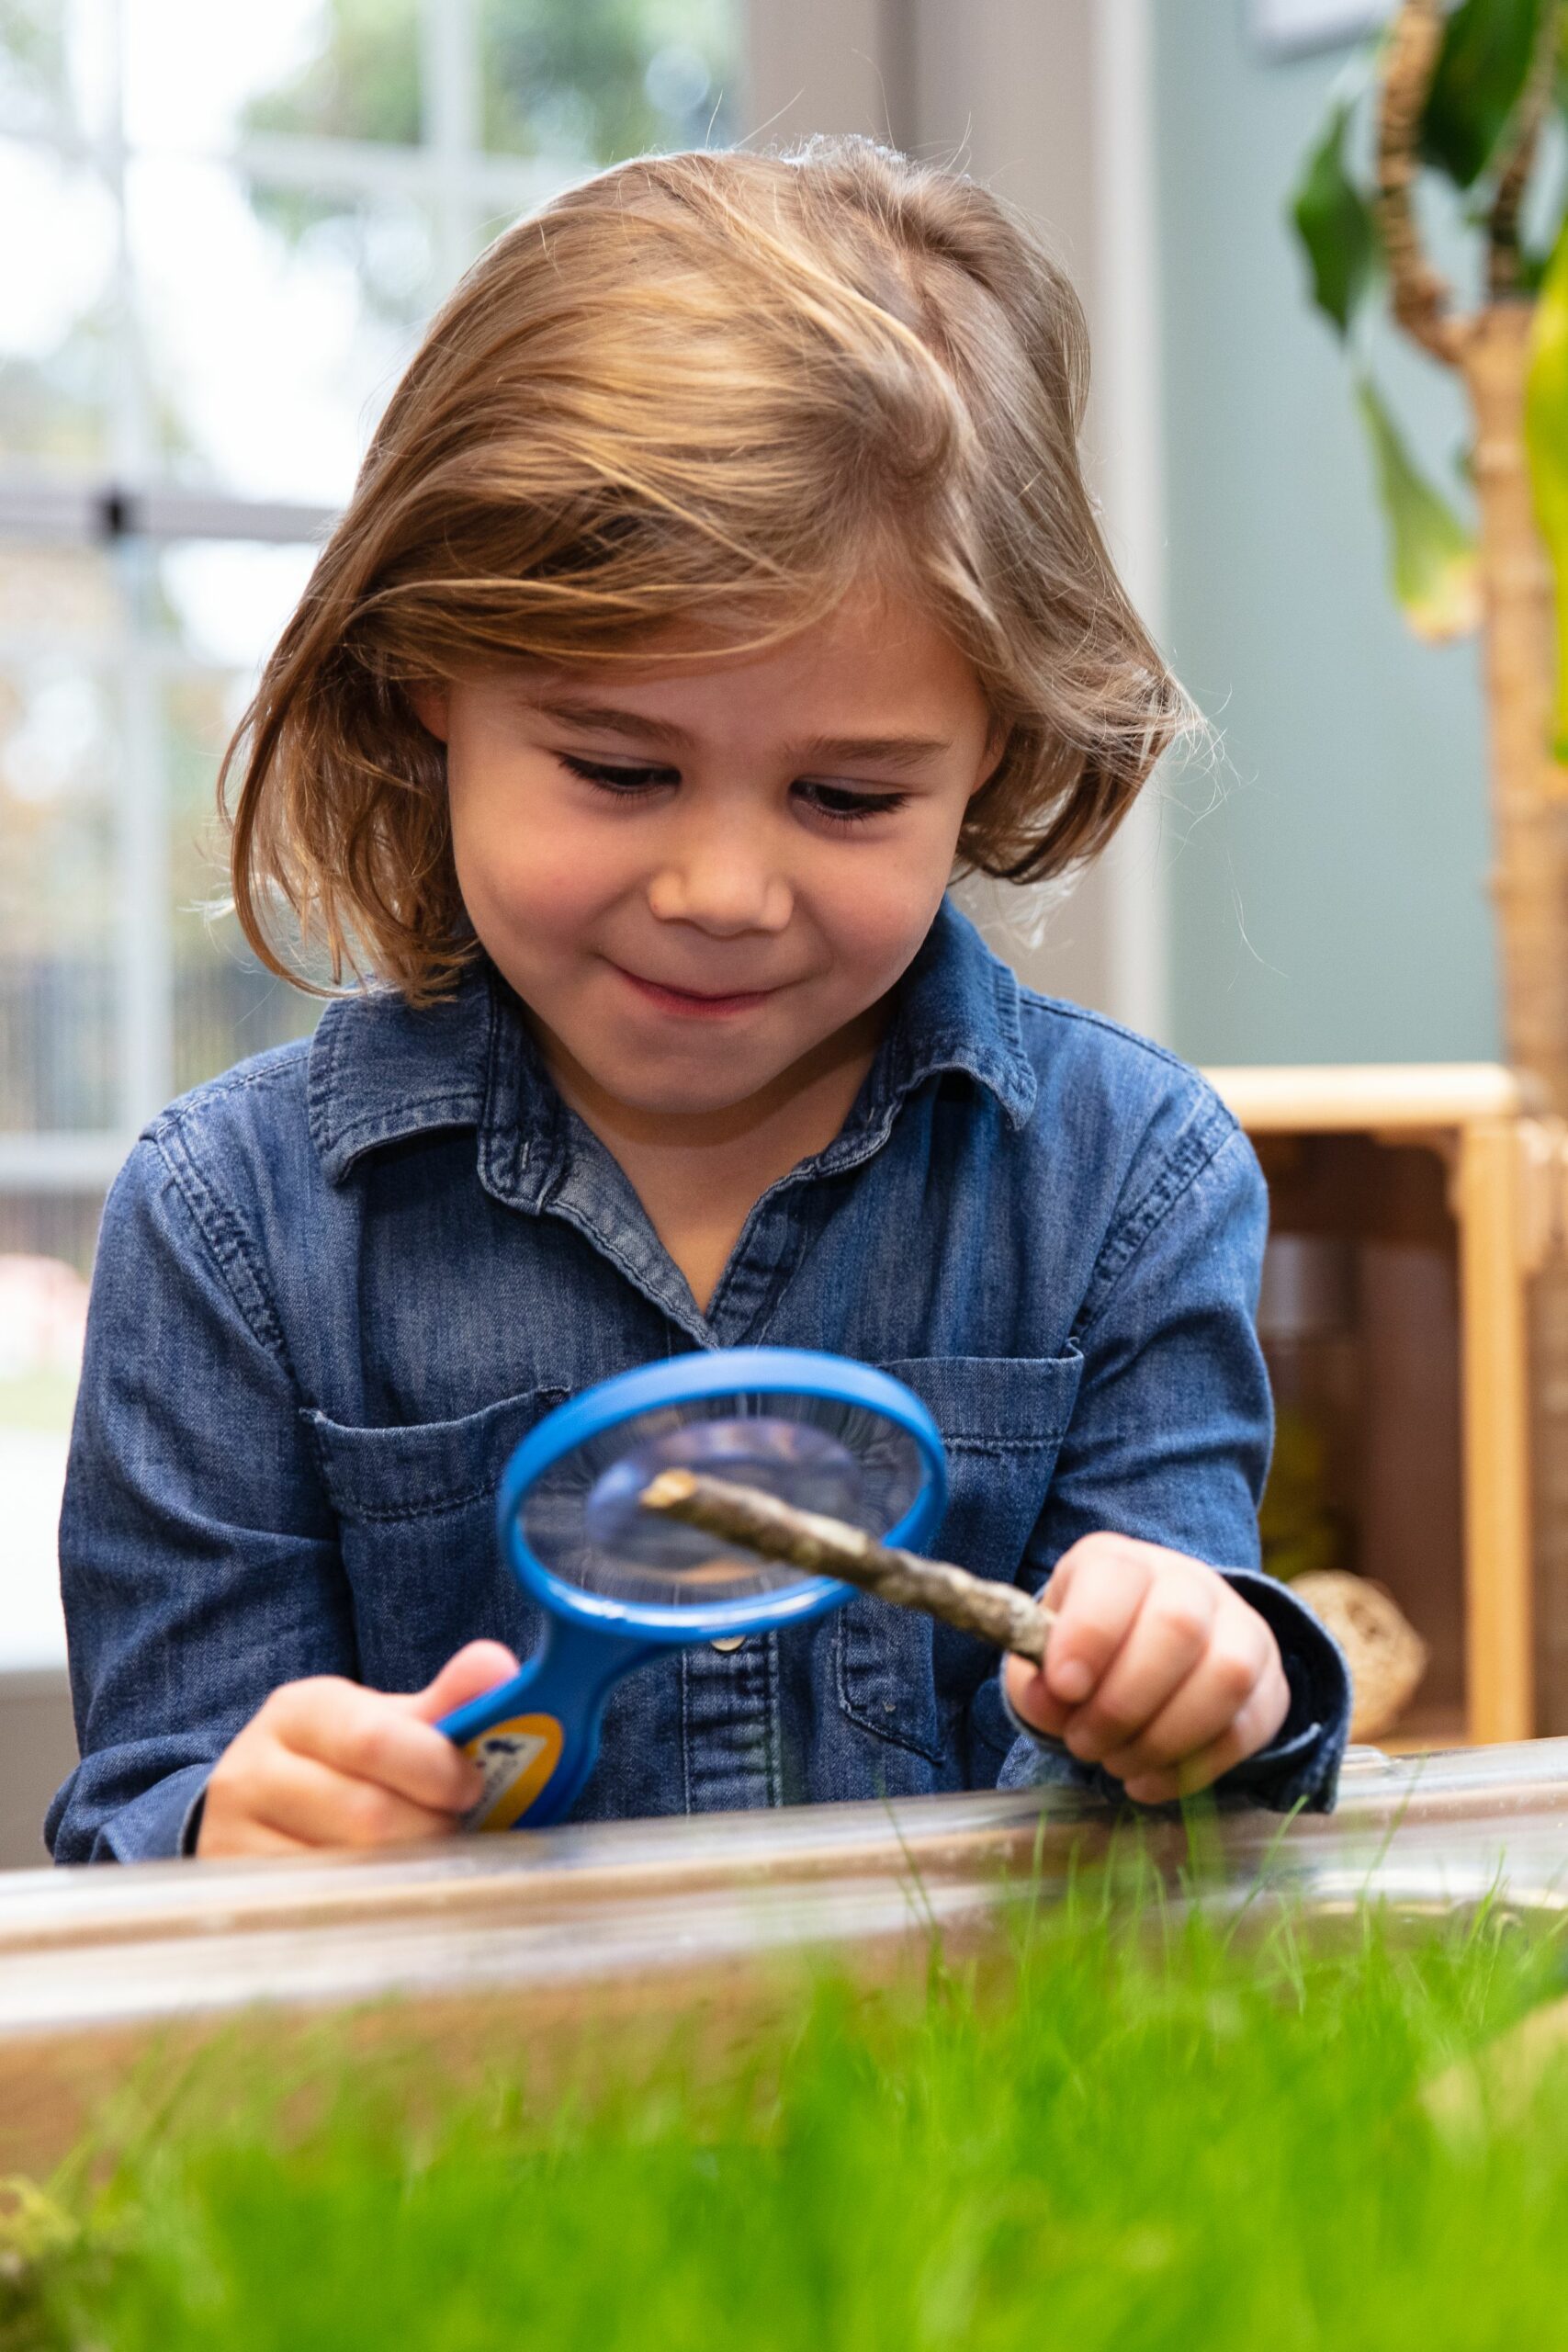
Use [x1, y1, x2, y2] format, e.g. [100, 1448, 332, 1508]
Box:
[408, 683, 450, 744]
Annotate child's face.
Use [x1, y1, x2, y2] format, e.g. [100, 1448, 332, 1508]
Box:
[416, 583, 998, 1124]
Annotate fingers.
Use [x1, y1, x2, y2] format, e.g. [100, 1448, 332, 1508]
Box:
[267, 1677, 483, 1815]
[196, 1643, 530, 1861]
[1002, 1534, 1291, 1805]
[1098, 1608, 1276, 1782]
[1043, 1539, 1156, 1712]
[234, 1741, 464, 1851]
[1051, 1564, 1222, 1766]
[1004, 1536, 1156, 1743]
[1119, 1658, 1292, 1805]
[403, 1640, 523, 1727]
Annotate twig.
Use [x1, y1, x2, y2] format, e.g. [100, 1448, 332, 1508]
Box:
[1487, 0, 1562, 301]
[1377, 0, 1466, 366]
[638, 1469, 1055, 1664]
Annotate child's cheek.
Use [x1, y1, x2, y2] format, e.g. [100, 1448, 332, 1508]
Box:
[458, 805, 616, 951]
[817, 848, 953, 992]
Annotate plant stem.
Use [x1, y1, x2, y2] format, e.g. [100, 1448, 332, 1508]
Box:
[1377, 0, 1465, 366]
[1487, 0, 1563, 302]
[1461, 301, 1568, 1723]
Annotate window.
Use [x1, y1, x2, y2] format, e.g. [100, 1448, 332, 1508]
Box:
[0, 0, 740, 1668]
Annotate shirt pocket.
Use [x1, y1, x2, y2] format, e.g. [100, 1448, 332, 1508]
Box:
[833, 1351, 1085, 1766]
[303, 1384, 569, 1690]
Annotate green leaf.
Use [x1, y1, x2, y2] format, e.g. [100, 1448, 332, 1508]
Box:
[1289, 93, 1382, 336]
[1517, 238, 1556, 293]
[1354, 378, 1481, 640]
[1526, 218, 1568, 762]
[1420, 0, 1546, 188]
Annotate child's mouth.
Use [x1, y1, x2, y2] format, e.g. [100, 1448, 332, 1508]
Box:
[614, 966, 778, 1018]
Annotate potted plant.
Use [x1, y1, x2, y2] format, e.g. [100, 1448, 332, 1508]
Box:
[1290, 0, 1568, 1721]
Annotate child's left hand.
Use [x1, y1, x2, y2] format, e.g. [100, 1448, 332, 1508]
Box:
[1002, 1532, 1290, 1804]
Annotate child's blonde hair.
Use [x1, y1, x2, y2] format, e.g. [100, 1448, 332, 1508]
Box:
[226, 136, 1183, 1002]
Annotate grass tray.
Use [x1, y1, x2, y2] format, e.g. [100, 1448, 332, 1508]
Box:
[4, 1883, 1568, 2352]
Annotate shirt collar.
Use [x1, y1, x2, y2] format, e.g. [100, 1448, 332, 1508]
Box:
[831, 894, 1038, 1160]
[307, 894, 1037, 1190]
[307, 968, 496, 1185]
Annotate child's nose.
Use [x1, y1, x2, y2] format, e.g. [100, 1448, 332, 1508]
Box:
[646, 828, 793, 935]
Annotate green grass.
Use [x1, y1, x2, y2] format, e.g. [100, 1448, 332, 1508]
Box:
[6, 1894, 1568, 2352]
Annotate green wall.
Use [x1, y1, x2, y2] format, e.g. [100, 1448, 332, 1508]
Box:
[1156, 3, 1501, 1067]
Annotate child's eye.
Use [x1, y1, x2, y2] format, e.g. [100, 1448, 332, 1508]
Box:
[796, 780, 909, 826]
[559, 755, 680, 796]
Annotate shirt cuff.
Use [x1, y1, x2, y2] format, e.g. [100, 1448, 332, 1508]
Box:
[996, 1567, 1350, 1816]
[178, 1778, 210, 1857]
[61, 1763, 214, 1864]
[1209, 1567, 1349, 1812]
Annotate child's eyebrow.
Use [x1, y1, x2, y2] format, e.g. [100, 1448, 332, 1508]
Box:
[794, 734, 953, 771]
[529, 696, 952, 770]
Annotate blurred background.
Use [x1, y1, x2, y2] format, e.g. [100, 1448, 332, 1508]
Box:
[1, 0, 1497, 1859]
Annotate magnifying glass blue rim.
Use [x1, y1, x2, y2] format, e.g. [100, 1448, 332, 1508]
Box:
[495, 1346, 948, 1643]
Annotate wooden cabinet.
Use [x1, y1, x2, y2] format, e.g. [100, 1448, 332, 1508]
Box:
[1205, 1064, 1545, 1747]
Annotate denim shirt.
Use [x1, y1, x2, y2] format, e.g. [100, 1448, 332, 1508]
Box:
[48, 898, 1349, 1865]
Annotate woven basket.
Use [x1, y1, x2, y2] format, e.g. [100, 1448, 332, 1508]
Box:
[1290, 1570, 1430, 1741]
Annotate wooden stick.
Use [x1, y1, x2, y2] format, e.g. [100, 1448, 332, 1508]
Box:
[638, 1469, 1055, 1664]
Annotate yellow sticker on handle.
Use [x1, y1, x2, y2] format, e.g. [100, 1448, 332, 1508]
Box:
[462, 1713, 565, 1833]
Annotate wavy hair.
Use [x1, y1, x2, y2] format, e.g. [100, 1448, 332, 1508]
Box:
[225, 136, 1187, 1001]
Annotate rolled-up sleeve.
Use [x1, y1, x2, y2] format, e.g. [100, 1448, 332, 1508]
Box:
[47, 1132, 354, 1864]
[995, 1119, 1350, 1814]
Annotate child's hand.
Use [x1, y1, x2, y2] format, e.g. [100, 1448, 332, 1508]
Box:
[1003, 1534, 1289, 1804]
[196, 1641, 520, 1859]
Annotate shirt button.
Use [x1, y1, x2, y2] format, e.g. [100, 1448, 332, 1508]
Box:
[711, 1635, 746, 1654]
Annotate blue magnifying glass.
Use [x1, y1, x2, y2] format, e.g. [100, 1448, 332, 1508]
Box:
[437, 1347, 947, 1832]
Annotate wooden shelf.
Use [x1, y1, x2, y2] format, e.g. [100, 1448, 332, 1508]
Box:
[1204, 1062, 1523, 1136]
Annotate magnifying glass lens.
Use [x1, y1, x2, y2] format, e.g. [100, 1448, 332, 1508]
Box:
[516, 1390, 927, 1612]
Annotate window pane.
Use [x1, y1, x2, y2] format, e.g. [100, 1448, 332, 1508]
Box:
[0, 539, 118, 651]
[0, 0, 67, 140]
[5, 0, 120, 147]
[233, 0, 422, 151]
[0, 1188, 104, 1273]
[159, 542, 325, 1090]
[0, 136, 116, 470]
[129, 153, 438, 503]
[479, 0, 739, 162]
[158, 538, 320, 670]
[124, 0, 415, 153]
[0, 656, 118, 1133]
[165, 666, 320, 1094]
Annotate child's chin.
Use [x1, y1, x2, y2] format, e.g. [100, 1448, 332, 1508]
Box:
[594, 1049, 780, 1119]
[616, 1073, 769, 1117]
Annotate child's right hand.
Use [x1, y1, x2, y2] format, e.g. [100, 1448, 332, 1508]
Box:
[195, 1641, 520, 1859]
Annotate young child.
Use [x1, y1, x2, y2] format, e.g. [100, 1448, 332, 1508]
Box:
[49, 139, 1348, 1865]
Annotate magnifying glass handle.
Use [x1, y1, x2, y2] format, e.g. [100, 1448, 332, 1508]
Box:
[436, 1616, 655, 1833]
